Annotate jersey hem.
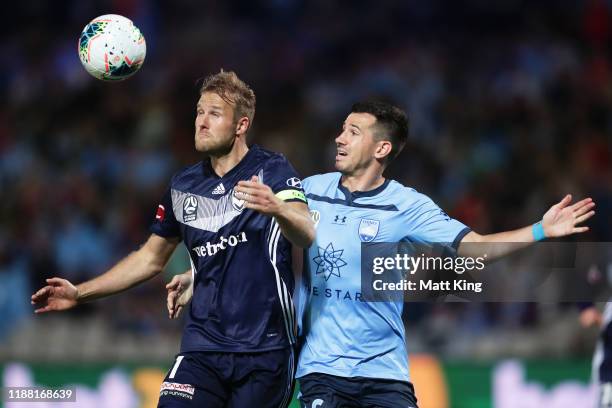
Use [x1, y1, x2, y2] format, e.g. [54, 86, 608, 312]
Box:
[180, 343, 292, 354]
[295, 366, 410, 382]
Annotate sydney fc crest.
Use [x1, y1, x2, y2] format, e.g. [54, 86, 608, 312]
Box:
[358, 219, 379, 242]
[183, 195, 198, 222]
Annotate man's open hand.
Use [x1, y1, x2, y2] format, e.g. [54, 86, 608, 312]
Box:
[31, 278, 79, 314]
[542, 194, 595, 238]
[235, 176, 285, 216]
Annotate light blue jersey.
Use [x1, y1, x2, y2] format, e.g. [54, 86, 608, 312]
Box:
[296, 172, 470, 381]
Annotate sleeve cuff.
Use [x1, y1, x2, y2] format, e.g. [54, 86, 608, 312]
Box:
[150, 226, 180, 239]
[452, 227, 472, 250]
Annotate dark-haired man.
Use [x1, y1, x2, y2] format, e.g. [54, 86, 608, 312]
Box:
[295, 100, 594, 407]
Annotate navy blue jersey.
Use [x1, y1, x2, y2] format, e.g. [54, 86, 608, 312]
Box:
[150, 145, 307, 353]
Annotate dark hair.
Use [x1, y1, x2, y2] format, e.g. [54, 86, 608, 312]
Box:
[200, 70, 256, 124]
[350, 100, 409, 161]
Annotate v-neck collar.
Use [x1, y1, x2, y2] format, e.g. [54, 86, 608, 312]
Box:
[202, 145, 259, 179]
[337, 177, 390, 205]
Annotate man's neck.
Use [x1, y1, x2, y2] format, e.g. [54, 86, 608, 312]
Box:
[210, 142, 249, 177]
[341, 167, 385, 193]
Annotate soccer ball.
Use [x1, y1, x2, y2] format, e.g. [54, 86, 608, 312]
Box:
[78, 14, 146, 81]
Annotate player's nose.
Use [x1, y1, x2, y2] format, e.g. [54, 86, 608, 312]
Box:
[197, 115, 210, 129]
[335, 131, 347, 145]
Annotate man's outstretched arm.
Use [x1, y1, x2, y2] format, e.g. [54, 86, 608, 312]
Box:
[458, 194, 595, 259]
[31, 234, 179, 313]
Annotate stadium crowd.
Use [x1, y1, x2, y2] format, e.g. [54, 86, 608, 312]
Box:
[1, 0, 611, 360]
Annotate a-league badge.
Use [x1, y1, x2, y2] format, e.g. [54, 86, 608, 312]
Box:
[183, 195, 198, 222]
[310, 210, 320, 227]
[358, 218, 379, 242]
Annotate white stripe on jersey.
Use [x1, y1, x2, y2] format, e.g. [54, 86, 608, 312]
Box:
[268, 220, 296, 344]
[281, 279, 295, 341]
[279, 347, 295, 408]
[188, 254, 196, 282]
[273, 220, 295, 335]
[274, 223, 297, 344]
[171, 188, 241, 233]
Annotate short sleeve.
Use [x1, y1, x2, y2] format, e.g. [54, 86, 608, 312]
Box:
[263, 155, 307, 204]
[405, 194, 471, 249]
[150, 185, 181, 238]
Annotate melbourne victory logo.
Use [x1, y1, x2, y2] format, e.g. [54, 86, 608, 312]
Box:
[231, 189, 245, 212]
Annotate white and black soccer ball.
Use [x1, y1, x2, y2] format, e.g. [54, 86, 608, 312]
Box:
[78, 14, 146, 81]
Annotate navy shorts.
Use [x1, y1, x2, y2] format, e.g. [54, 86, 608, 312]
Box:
[298, 373, 418, 408]
[158, 348, 296, 408]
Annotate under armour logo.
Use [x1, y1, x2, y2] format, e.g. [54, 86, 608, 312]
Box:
[333, 215, 347, 224]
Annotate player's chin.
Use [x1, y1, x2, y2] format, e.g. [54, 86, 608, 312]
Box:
[195, 140, 216, 154]
[334, 159, 349, 173]
[194, 140, 208, 153]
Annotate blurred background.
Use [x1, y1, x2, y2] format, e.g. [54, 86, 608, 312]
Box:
[1, 0, 612, 407]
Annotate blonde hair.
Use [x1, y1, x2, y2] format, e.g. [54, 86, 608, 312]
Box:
[200, 70, 256, 125]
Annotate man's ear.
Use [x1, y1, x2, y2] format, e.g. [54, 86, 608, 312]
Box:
[374, 140, 393, 160]
[236, 117, 250, 136]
